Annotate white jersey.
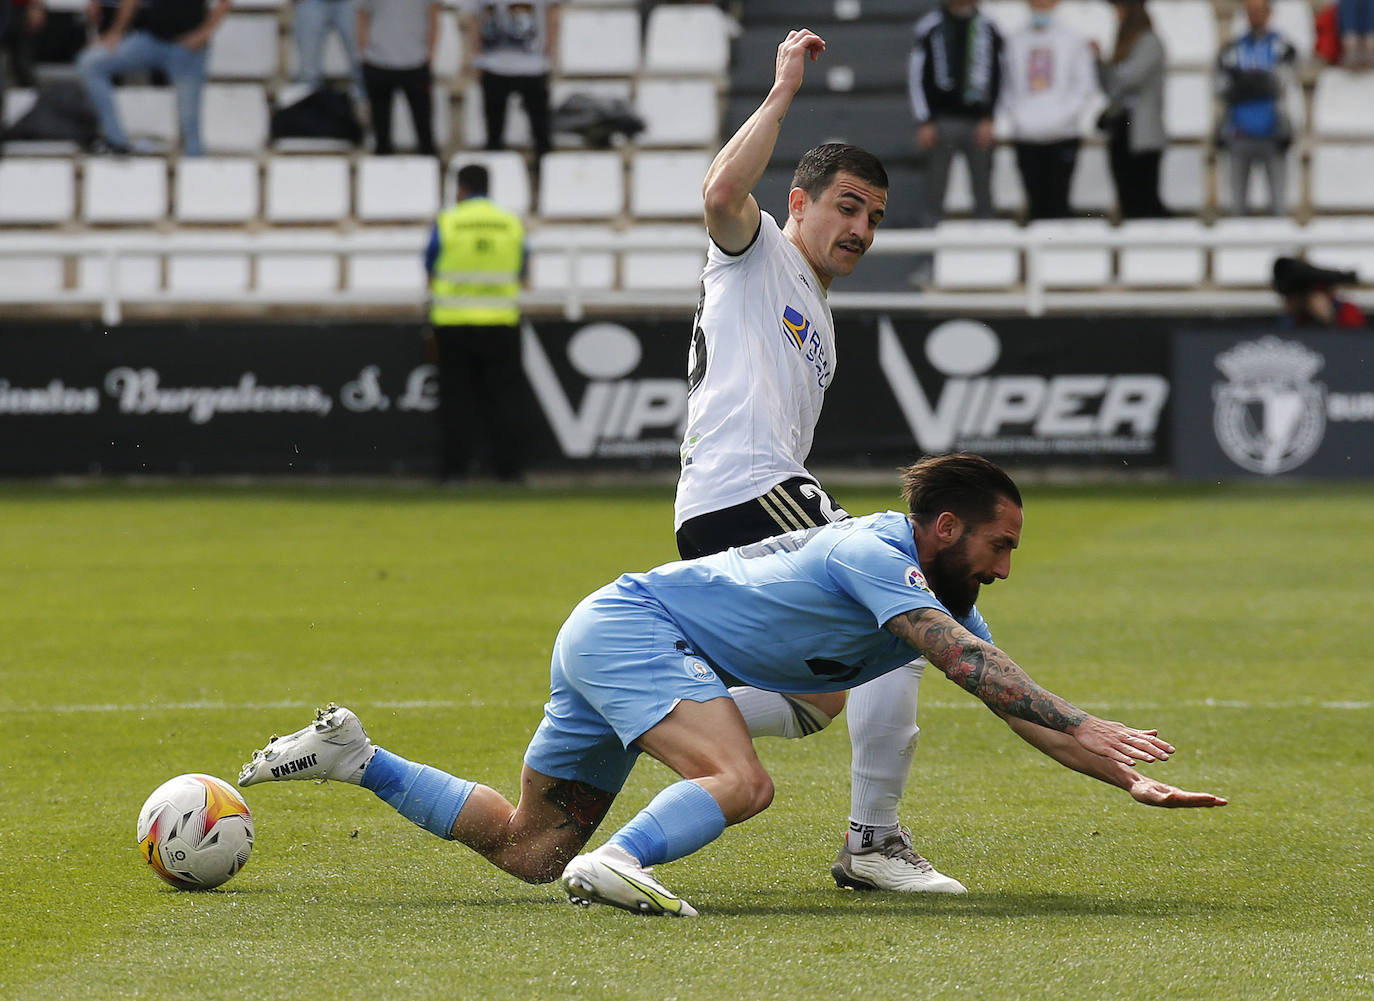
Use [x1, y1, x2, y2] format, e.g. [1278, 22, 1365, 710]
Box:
[674, 211, 836, 529]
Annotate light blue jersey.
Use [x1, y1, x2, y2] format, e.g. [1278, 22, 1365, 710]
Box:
[630, 511, 991, 693]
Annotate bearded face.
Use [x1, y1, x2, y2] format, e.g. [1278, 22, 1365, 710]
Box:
[923, 532, 984, 618]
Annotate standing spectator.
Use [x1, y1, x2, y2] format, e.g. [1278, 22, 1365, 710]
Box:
[1095, 0, 1168, 219]
[292, 0, 365, 104]
[424, 164, 528, 483]
[1340, 0, 1374, 67]
[2, 0, 45, 89]
[1217, 0, 1296, 216]
[459, 0, 560, 169]
[76, 0, 230, 156]
[1002, 0, 1097, 220]
[358, 0, 440, 156]
[910, 0, 1004, 221]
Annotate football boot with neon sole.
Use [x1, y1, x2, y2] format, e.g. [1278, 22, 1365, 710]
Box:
[831, 827, 967, 893]
[238, 703, 375, 787]
[561, 844, 698, 917]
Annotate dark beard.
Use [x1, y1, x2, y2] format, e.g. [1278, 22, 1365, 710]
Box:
[924, 535, 981, 619]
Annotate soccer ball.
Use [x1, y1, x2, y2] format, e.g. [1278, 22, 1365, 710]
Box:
[137, 773, 254, 890]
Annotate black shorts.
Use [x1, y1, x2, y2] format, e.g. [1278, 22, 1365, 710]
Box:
[675, 476, 850, 559]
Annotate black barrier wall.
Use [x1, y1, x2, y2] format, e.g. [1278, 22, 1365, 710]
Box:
[1, 317, 1367, 477]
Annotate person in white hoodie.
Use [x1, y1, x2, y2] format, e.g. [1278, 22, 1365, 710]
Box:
[1001, 0, 1098, 219]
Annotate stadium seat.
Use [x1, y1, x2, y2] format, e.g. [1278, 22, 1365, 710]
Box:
[630, 150, 711, 219]
[346, 253, 426, 293]
[724, 93, 914, 163]
[1117, 218, 1206, 286]
[643, 5, 731, 75]
[174, 157, 261, 223]
[167, 253, 252, 293]
[1164, 72, 1214, 141]
[0, 158, 76, 223]
[356, 155, 441, 221]
[941, 146, 1020, 216]
[461, 80, 532, 149]
[1026, 218, 1113, 288]
[537, 151, 625, 219]
[1160, 144, 1207, 212]
[732, 22, 913, 96]
[207, 13, 280, 79]
[1214, 147, 1301, 215]
[76, 253, 161, 296]
[932, 220, 1020, 289]
[1209, 216, 1303, 286]
[387, 84, 452, 153]
[1227, 0, 1315, 58]
[550, 78, 634, 149]
[0, 256, 64, 296]
[83, 157, 168, 223]
[114, 86, 177, 148]
[202, 84, 271, 154]
[1312, 68, 1374, 138]
[257, 250, 341, 293]
[1145, 0, 1217, 68]
[446, 151, 532, 216]
[620, 227, 706, 290]
[1068, 144, 1115, 213]
[529, 225, 616, 290]
[432, 9, 464, 81]
[1303, 217, 1374, 280]
[634, 79, 719, 147]
[265, 155, 351, 221]
[1, 86, 36, 128]
[1309, 144, 1374, 211]
[558, 8, 641, 76]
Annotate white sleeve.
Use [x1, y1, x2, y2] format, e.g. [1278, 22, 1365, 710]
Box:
[908, 43, 931, 123]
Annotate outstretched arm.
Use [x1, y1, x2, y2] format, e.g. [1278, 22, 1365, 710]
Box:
[884, 607, 1174, 766]
[702, 28, 825, 252]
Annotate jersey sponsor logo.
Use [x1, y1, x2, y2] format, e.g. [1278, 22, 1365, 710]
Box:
[781, 305, 810, 349]
[904, 565, 930, 591]
[1211, 336, 1326, 475]
[781, 306, 833, 389]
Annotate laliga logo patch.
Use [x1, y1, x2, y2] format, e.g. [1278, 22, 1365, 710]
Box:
[686, 658, 715, 681]
[904, 565, 931, 592]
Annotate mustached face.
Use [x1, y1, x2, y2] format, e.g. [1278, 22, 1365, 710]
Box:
[924, 532, 983, 618]
[789, 172, 887, 286]
[923, 499, 1022, 618]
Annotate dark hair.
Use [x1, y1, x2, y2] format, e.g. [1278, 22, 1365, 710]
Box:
[456, 164, 491, 196]
[900, 453, 1022, 528]
[790, 143, 889, 200]
[1272, 256, 1358, 295]
[1110, 0, 1154, 64]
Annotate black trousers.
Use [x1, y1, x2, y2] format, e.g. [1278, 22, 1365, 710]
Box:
[480, 70, 550, 160]
[1107, 119, 1168, 219]
[432, 324, 525, 481]
[363, 61, 435, 155]
[1014, 138, 1080, 220]
[675, 477, 848, 560]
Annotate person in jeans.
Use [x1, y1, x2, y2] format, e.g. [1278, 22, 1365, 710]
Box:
[358, 0, 439, 155]
[76, 0, 231, 156]
[292, 0, 365, 103]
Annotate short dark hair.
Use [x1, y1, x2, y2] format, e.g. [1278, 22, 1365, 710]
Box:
[456, 164, 490, 196]
[899, 453, 1022, 528]
[790, 143, 888, 200]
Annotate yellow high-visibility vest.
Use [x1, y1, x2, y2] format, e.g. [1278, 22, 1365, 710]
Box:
[429, 197, 524, 327]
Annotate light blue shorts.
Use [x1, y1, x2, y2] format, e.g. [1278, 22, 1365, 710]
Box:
[522, 578, 729, 794]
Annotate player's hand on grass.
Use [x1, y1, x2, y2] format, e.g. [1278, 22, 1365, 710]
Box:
[1070, 717, 1175, 765]
[1127, 775, 1228, 808]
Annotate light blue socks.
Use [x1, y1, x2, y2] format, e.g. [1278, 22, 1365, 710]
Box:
[606, 779, 726, 866]
[360, 747, 475, 840]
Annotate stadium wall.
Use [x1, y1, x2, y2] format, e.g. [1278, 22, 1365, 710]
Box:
[0, 316, 1369, 480]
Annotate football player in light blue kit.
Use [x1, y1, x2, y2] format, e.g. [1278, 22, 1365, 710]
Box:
[239, 454, 1227, 917]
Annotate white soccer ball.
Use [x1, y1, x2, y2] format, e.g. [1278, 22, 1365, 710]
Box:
[137, 773, 254, 890]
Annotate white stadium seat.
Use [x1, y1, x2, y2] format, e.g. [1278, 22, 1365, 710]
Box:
[644, 5, 730, 75]
[208, 14, 280, 79]
[1164, 72, 1213, 141]
[1118, 218, 1206, 286]
[932, 220, 1020, 289]
[346, 253, 426, 293]
[167, 253, 251, 293]
[1146, 0, 1217, 68]
[447, 151, 532, 216]
[1069, 144, 1115, 212]
[0, 158, 76, 223]
[265, 155, 351, 222]
[621, 228, 706, 290]
[941, 146, 1019, 216]
[558, 8, 642, 76]
[1303, 217, 1374, 279]
[1209, 217, 1303, 287]
[203, 84, 271, 154]
[0, 257, 64, 296]
[1160, 144, 1207, 212]
[83, 157, 168, 223]
[356, 155, 441, 221]
[1215, 147, 1301, 216]
[634, 79, 719, 147]
[257, 252, 341, 293]
[77, 254, 161, 296]
[174, 157, 261, 223]
[1027, 218, 1113, 288]
[537, 151, 624, 219]
[1312, 68, 1374, 138]
[114, 86, 177, 147]
[1309, 144, 1374, 211]
[432, 10, 464, 81]
[529, 225, 616, 290]
[630, 151, 711, 219]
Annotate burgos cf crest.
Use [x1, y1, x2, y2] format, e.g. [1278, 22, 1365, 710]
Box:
[1212, 336, 1326, 475]
[781, 305, 810, 349]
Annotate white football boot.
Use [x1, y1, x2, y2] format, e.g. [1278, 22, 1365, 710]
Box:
[561, 844, 698, 917]
[238, 703, 375, 787]
[831, 827, 967, 893]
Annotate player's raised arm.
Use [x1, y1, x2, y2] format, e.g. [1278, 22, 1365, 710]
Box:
[702, 28, 825, 253]
[884, 607, 1176, 767]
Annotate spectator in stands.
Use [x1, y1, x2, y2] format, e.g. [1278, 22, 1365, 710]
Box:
[1002, 0, 1097, 220]
[2, 0, 44, 89]
[459, 0, 560, 169]
[1273, 256, 1367, 328]
[1216, 0, 1296, 216]
[292, 0, 366, 104]
[425, 164, 528, 483]
[88, 0, 122, 34]
[909, 0, 1004, 222]
[359, 0, 440, 156]
[1340, 0, 1374, 67]
[1094, 0, 1168, 219]
[75, 0, 230, 156]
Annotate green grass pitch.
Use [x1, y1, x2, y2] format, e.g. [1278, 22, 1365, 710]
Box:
[0, 479, 1370, 1001]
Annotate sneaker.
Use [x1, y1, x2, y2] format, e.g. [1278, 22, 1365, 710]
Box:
[561, 845, 698, 917]
[238, 703, 375, 787]
[831, 827, 967, 893]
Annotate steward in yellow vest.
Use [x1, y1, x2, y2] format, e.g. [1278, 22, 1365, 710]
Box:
[428, 182, 525, 327]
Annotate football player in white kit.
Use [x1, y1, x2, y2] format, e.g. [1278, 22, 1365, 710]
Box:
[673, 28, 964, 893]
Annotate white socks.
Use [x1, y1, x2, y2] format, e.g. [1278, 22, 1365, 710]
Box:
[728, 686, 835, 739]
[845, 659, 924, 830]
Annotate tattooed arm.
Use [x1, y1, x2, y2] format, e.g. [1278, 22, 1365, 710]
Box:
[884, 607, 1175, 767]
